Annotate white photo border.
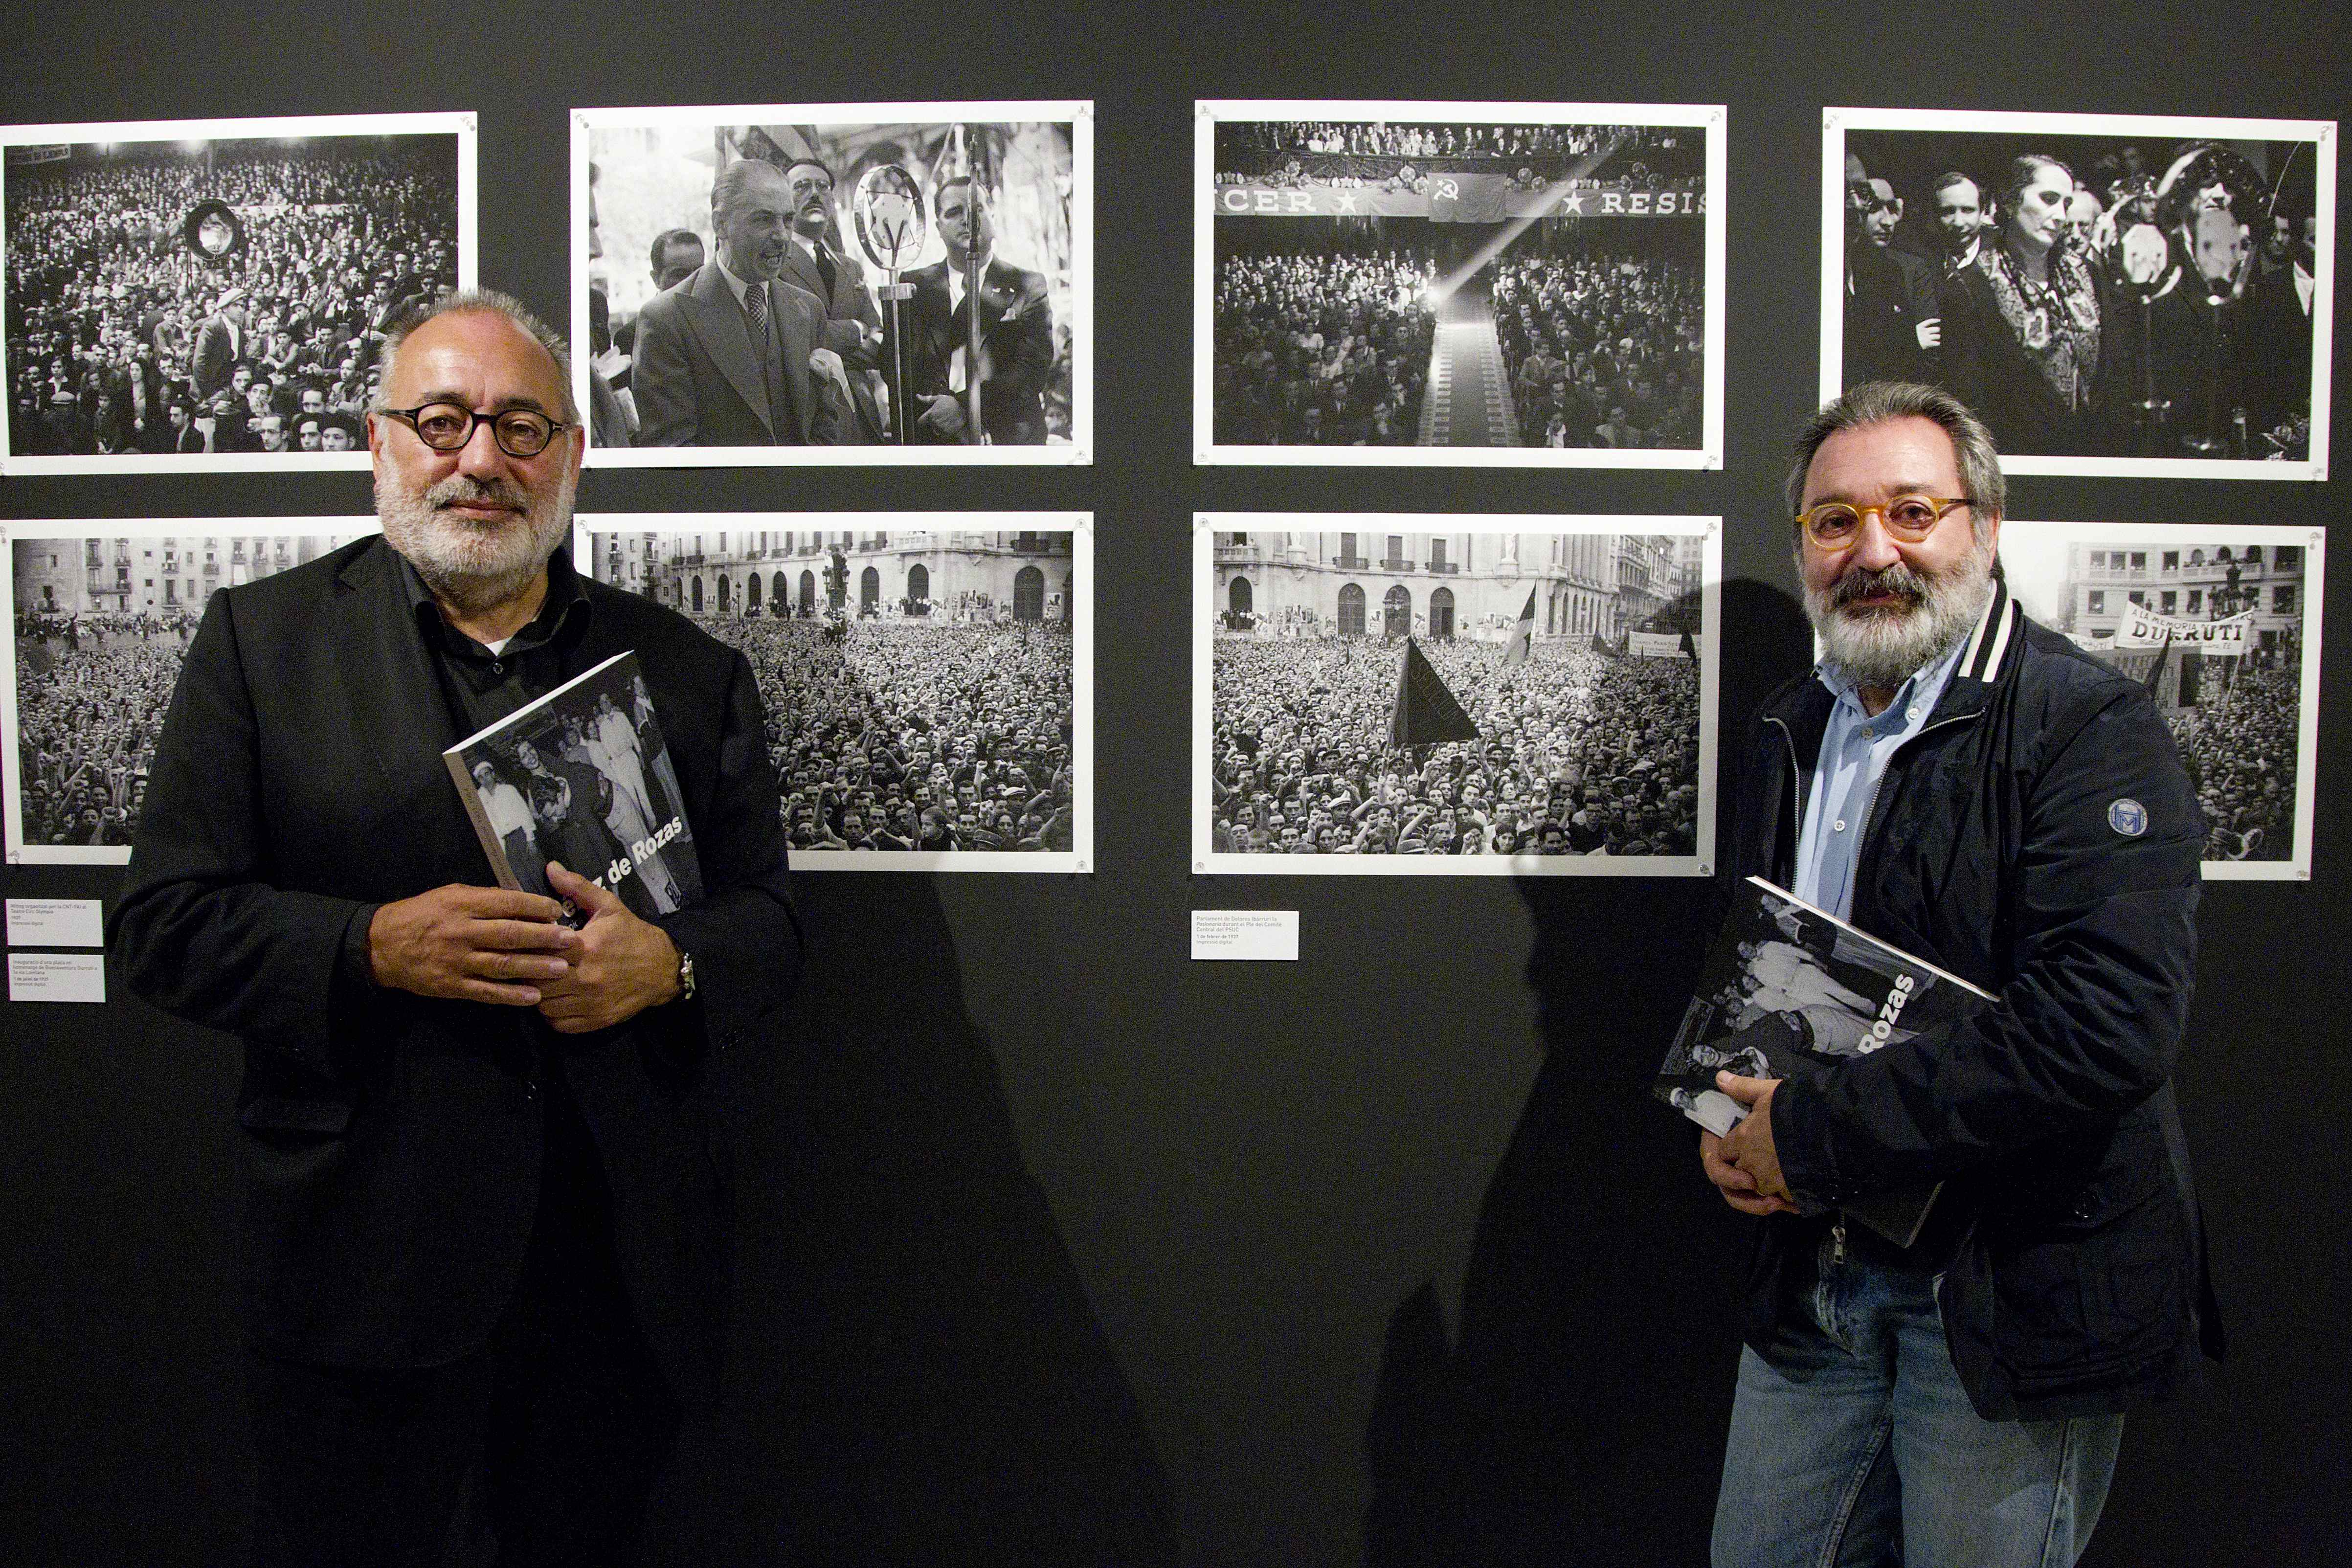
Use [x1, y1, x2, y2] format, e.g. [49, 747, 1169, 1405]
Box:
[3, 516, 382, 864]
[1193, 99, 1727, 470]
[0, 111, 479, 477]
[1191, 511, 1721, 876]
[1821, 107, 2336, 482]
[570, 101, 1093, 469]
[1998, 518, 2325, 881]
[573, 511, 1093, 874]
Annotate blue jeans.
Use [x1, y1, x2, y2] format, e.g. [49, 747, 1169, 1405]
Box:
[1711, 1227, 2123, 1568]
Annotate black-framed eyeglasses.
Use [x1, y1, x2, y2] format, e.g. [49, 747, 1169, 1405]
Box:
[380, 402, 572, 459]
[1795, 494, 1971, 549]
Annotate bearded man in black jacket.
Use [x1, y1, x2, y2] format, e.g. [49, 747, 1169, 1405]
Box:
[1703, 381, 2220, 1568]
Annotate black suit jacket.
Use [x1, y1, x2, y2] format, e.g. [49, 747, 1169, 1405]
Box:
[1843, 241, 1942, 386]
[886, 256, 1053, 444]
[781, 237, 888, 443]
[109, 537, 800, 1407]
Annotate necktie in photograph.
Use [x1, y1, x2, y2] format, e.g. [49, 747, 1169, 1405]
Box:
[814, 241, 839, 298]
[745, 283, 769, 339]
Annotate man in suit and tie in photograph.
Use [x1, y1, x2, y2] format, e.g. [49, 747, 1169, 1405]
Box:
[888, 175, 1054, 445]
[630, 157, 841, 448]
[111, 286, 801, 1565]
[779, 157, 889, 443]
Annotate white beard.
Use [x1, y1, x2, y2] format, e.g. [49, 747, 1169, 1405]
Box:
[1806, 536, 1995, 692]
[377, 468, 575, 614]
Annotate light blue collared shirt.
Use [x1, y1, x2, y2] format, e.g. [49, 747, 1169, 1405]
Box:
[1792, 631, 1973, 920]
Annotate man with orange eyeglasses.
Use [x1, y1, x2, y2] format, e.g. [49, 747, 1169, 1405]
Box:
[1702, 381, 2220, 1567]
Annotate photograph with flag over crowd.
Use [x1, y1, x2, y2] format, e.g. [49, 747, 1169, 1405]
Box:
[1194, 100, 1725, 468]
[1192, 514, 1719, 876]
[572, 101, 1090, 466]
[1998, 521, 2326, 878]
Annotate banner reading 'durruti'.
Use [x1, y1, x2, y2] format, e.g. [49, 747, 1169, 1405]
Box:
[1213, 175, 1705, 220]
[2115, 603, 2255, 651]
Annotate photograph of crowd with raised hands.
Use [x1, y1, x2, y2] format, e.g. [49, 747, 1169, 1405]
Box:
[1196, 101, 1724, 467]
[4, 521, 374, 862]
[0, 113, 470, 474]
[1826, 109, 2333, 477]
[583, 515, 1090, 873]
[574, 103, 1088, 465]
[1998, 522, 2325, 877]
[1194, 517, 1717, 875]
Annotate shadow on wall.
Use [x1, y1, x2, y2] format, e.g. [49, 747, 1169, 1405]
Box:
[673, 860, 1176, 1566]
[1359, 578, 1810, 1565]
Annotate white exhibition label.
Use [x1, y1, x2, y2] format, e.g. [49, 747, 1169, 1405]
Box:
[1190, 909, 1300, 962]
[7, 898, 106, 948]
[9, 952, 106, 1004]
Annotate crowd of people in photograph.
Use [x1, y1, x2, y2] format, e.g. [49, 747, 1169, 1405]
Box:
[1494, 250, 1705, 448]
[1842, 140, 2316, 459]
[1228, 121, 1683, 165]
[693, 616, 1076, 854]
[6, 140, 458, 456]
[1210, 636, 1701, 857]
[10, 609, 196, 846]
[1212, 245, 1436, 445]
[2171, 665, 2300, 861]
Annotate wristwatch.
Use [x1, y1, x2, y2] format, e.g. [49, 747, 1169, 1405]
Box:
[674, 948, 697, 1003]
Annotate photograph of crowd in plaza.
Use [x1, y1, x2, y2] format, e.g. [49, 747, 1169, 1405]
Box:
[1193, 515, 1718, 875]
[1999, 522, 2326, 878]
[1825, 108, 2333, 479]
[5, 521, 375, 863]
[573, 102, 1090, 466]
[1196, 101, 1725, 468]
[1, 112, 473, 475]
[580, 514, 1091, 873]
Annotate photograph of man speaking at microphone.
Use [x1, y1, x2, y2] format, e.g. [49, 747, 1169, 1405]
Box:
[0, 112, 470, 475]
[1196, 102, 1725, 468]
[575, 102, 1089, 464]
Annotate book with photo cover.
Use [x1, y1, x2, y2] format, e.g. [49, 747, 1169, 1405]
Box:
[1656, 876, 1994, 1247]
[442, 650, 702, 921]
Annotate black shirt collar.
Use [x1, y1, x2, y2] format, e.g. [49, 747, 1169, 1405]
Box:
[394, 543, 591, 661]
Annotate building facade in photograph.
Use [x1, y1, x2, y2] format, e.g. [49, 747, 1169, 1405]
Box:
[612, 527, 1075, 625]
[2056, 538, 2307, 666]
[11, 534, 341, 618]
[1211, 529, 1692, 642]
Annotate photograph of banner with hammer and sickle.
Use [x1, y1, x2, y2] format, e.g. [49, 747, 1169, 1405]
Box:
[572, 101, 1090, 468]
[1997, 521, 2327, 878]
[1823, 108, 2335, 480]
[0, 111, 474, 477]
[1194, 101, 1725, 469]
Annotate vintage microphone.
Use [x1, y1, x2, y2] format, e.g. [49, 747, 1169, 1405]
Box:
[851, 164, 928, 447]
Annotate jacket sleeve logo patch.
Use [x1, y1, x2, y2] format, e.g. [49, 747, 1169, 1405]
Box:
[2107, 798, 2149, 837]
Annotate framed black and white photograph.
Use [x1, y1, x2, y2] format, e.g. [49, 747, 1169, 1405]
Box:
[4, 519, 378, 863]
[577, 513, 1091, 873]
[0, 112, 476, 476]
[1192, 514, 1719, 876]
[1194, 100, 1725, 468]
[572, 102, 1091, 467]
[1823, 108, 2335, 480]
[1999, 522, 2326, 878]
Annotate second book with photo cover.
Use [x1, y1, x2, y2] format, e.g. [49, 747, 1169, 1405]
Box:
[442, 650, 703, 921]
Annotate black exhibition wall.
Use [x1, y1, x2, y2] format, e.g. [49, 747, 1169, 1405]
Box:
[2, 1, 2346, 1563]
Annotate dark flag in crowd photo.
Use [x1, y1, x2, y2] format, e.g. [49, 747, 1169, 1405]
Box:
[1390, 636, 1481, 749]
[1503, 586, 1537, 665]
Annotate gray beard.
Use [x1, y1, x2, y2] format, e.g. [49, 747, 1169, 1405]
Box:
[377, 470, 575, 615]
[1805, 539, 1995, 692]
